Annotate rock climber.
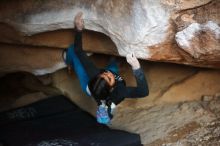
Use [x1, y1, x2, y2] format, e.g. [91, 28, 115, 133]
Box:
[63, 12, 149, 124]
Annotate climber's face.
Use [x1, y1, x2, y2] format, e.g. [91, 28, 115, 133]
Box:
[100, 71, 115, 87]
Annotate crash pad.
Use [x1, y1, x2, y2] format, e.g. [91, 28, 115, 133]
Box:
[0, 95, 142, 146]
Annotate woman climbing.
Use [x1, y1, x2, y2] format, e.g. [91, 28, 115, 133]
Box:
[64, 12, 149, 124]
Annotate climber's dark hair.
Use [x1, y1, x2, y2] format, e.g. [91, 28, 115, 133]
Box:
[88, 74, 111, 100]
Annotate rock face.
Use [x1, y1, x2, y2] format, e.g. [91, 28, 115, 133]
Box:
[176, 21, 220, 61]
[0, 44, 65, 75]
[0, 0, 219, 71]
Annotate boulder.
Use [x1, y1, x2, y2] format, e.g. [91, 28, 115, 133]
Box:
[0, 0, 219, 71]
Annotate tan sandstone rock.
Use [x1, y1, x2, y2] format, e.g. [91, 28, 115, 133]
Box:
[0, 0, 219, 72]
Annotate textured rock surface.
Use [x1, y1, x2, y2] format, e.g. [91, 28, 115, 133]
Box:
[175, 21, 220, 60]
[0, 0, 219, 70]
[0, 44, 65, 75]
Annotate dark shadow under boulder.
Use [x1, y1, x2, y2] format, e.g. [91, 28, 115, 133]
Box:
[0, 95, 142, 146]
